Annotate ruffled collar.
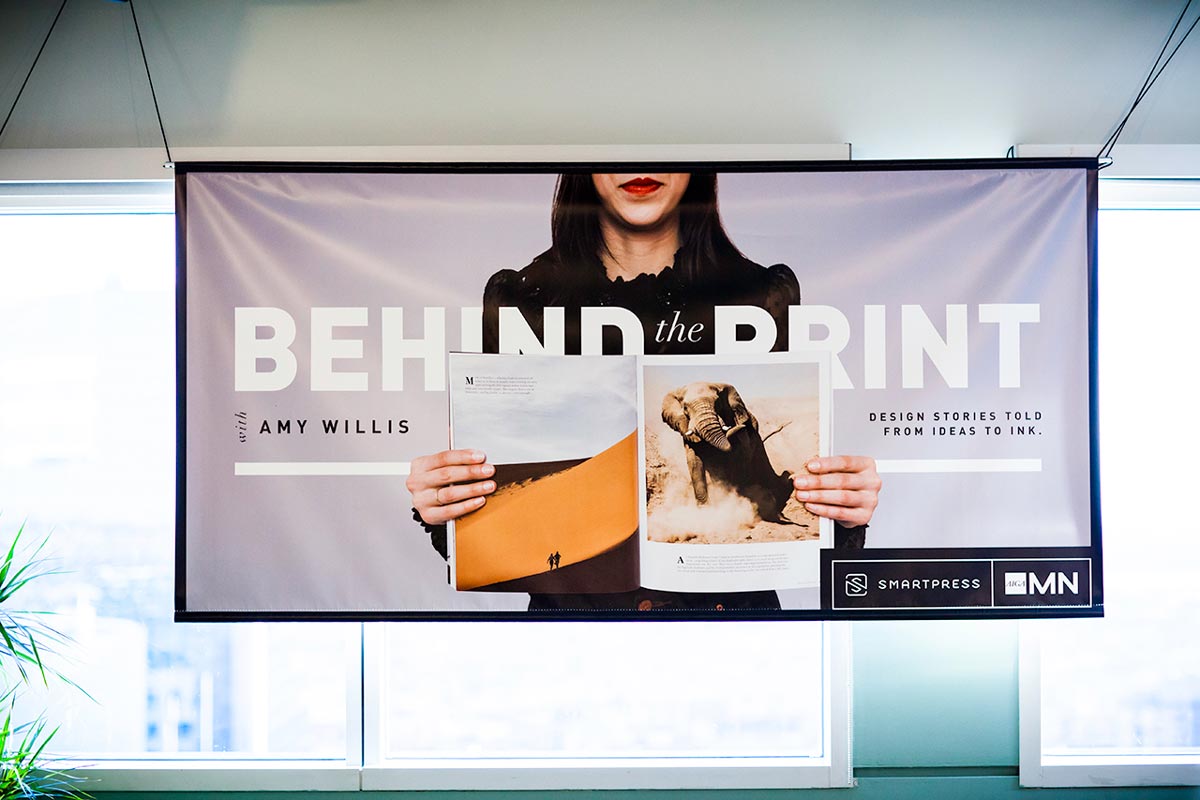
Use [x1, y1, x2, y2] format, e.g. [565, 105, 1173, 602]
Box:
[605, 263, 681, 287]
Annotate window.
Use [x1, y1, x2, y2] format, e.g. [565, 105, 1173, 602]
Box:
[366, 621, 848, 790]
[1020, 178, 1200, 787]
[0, 180, 848, 790]
[0, 187, 361, 789]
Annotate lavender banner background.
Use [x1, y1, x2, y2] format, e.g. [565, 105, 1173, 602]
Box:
[180, 165, 1092, 615]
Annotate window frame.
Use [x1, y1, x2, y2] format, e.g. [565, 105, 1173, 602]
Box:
[1, 181, 360, 788]
[58, 620, 850, 792]
[361, 622, 852, 791]
[1018, 175, 1200, 789]
[1020, 625, 1200, 788]
[2, 157, 853, 791]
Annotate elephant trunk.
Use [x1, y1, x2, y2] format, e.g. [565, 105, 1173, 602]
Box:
[690, 405, 732, 452]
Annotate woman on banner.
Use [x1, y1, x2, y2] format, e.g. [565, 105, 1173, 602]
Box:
[407, 172, 880, 610]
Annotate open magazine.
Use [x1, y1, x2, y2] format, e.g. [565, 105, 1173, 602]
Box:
[447, 352, 831, 595]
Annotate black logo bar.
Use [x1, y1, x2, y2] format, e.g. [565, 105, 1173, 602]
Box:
[829, 557, 1093, 610]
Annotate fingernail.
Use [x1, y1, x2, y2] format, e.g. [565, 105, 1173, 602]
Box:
[807, 460, 821, 472]
[795, 491, 811, 500]
[470, 450, 487, 462]
[470, 496, 485, 507]
[482, 481, 495, 492]
[794, 476, 811, 488]
[481, 463, 495, 476]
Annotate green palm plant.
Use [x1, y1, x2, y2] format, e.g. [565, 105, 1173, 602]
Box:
[0, 522, 88, 800]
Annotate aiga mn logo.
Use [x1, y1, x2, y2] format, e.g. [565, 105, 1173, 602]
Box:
[1003, 570, 1079, 596]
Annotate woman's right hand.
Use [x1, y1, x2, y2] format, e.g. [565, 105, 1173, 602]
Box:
[406, 449, 497, 525]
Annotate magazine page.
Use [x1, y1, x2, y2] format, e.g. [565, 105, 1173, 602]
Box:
[639, 353, 832, 593]
[447, 353, 641, 594]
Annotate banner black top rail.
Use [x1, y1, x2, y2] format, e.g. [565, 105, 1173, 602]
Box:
[173, 157, 1099, 177]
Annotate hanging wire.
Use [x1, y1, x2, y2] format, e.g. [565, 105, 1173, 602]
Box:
[128, 0, 174, 166]
[1099, 5, 1198, 159]
[0, 0, 70, 144]
[1098, 0, 1198, 160]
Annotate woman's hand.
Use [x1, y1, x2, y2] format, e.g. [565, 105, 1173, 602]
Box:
[406, 449, 497, 525]
[792, 456, 881, 528]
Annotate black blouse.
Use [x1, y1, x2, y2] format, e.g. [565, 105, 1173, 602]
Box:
[482, 250, 801, 356]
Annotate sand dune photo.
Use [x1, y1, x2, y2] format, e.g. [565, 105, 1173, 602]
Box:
[454, 430, 640, 591]
[449, 354, 642, 592]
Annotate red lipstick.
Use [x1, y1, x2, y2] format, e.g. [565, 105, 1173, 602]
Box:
[619, 177, 663, 197]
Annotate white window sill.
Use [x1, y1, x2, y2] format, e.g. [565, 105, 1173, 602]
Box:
[362, 756, 847, 791]
[61, 756, 848, 792]
[63, 761, 360, 792]
[1026, 759, 1200, 788]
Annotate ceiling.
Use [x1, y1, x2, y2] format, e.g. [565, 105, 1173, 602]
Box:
[1, 0, 1197, 160]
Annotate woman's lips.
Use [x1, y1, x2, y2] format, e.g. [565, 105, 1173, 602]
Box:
[619, 177, 663, 197]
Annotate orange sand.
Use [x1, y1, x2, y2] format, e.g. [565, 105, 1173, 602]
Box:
[454, 431, 638, 590]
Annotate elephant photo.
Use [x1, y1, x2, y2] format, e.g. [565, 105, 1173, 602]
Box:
[660, 381, 795, 524]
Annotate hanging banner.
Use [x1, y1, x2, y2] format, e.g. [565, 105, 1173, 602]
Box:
[175, 159, 1101, 620]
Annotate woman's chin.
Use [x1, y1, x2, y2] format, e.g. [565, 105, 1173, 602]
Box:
[609, 210, 676, 233]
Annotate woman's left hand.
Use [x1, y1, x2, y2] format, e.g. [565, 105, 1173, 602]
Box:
[792, 456, 881, 527]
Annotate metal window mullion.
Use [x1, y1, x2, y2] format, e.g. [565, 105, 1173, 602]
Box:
[345, 622, 365, 772]
[1017, 620, 1046, 787]
[361, 622, 387, 770]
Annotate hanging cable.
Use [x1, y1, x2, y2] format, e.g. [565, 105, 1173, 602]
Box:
[128, 0, 174, 166]
[1108, 0, 1192, 142]
[1099, 5, 1198, 159]
[1098, 0, 1198, 160]
[0, 0, 70, 144]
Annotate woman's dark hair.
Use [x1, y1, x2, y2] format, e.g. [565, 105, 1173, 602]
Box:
[549, 172, 751, 292]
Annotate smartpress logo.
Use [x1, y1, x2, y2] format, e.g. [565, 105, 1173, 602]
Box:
[845, 573, 868, 597]
[830, 559, 992, 609]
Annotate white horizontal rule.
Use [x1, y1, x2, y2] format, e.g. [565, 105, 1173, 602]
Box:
[875, 459, 1043, 473]
[229, 459, 1041, 477]
[234, 461, 412, 476]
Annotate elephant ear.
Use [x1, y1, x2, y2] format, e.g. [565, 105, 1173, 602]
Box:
[719, 384, 758, 431]
[661, 389, 689, 434]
